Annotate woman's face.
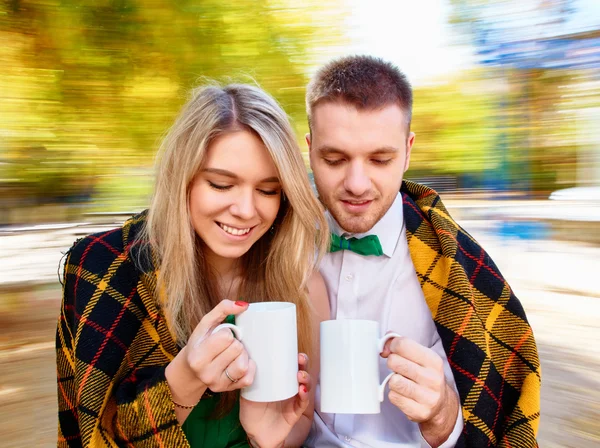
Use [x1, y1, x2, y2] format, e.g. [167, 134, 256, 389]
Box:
[189, 130, 282, 265]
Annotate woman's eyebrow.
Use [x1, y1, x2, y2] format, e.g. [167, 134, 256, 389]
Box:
[202, 168, 279, 183]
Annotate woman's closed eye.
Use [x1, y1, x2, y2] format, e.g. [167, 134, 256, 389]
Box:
[258, 188, 280, 196]
[208, 181, 232, 191]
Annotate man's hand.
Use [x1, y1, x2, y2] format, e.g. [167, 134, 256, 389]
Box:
[381, 336, 459, 448]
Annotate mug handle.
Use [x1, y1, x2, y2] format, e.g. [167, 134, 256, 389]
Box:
[212, 323, 244, 341]
[377, 332, 402, 402]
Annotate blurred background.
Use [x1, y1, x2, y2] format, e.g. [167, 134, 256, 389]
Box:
[1, 0, 599, 446]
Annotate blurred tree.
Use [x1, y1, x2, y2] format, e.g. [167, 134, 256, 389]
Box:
[446, 0, 585, 194]
[410, 71, 498, 178]
[0, 0, 346, 216]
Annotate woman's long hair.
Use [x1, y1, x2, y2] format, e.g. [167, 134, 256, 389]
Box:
[138, 83, 328, 381]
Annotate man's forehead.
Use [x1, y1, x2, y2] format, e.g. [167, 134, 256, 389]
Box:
[311, 101, 408, 146]
[313, 101, 407, 127]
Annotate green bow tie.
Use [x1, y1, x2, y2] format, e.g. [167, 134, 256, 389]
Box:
[329, 233, 384, 257]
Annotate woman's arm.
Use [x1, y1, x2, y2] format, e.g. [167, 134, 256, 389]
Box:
[56, 238, 190, 447]
[285, 271, 330, 446]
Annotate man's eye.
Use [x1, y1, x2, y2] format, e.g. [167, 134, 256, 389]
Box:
[372, 159, 392, 165]
[208, 181, 232, 191]
[324, 158, 344, 166]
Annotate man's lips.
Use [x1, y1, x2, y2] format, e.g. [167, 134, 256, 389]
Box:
[340, 199, 373, 205]
[339, 198, 374, 212]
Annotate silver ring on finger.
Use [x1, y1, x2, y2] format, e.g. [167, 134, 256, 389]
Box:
[225, 368, 239, 383]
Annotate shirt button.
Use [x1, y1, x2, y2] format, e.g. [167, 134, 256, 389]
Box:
[345, 274, 353, 281]
[344, 435, 352, 442]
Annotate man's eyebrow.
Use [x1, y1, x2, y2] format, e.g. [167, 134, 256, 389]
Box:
[202, 168, 280, 183]
[369, 146, 400, 155]
[315, 145, 400, 155]
[315, 146, 347, 156]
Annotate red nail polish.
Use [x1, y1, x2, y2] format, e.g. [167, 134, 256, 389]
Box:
[302, 385, 308, 393]
[235, 301, 248, 307]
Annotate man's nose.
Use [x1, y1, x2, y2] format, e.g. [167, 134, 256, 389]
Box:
[344, 162, 372, 197]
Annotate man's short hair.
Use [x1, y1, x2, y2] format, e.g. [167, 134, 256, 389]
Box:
[306, 55, 413, 132]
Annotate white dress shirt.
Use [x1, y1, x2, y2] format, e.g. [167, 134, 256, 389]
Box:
[306, 193, 463, 448]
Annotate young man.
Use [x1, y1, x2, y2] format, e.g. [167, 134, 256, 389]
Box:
[304, 56, 540, 447]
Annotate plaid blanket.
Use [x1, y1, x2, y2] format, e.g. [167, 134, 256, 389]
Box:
[56, 212, 192, 447]
[56, 182, 540, 447]
[401, 180, 540, 447]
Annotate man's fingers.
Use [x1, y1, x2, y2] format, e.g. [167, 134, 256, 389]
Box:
[387, 353, 433, 385]
[388, 390, 429, 422]
[388, 373, 435, 403]
[381, 337, 394, 358]
[389, 337, 443, 369]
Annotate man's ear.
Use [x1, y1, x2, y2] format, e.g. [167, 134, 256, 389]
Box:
[306, 133, 315, 170]
[404, 132, 415, 173]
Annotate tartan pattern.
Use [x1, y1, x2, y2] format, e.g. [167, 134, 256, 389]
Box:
[401, 180, 540, 447]
[56, 212, 192, 447]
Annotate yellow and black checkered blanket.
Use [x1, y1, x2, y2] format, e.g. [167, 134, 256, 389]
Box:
[56, 181, 540, 447]
[401, 180, 540, 447]
[56, 212, 191, 447]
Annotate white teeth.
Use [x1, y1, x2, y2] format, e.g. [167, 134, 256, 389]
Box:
[219, 223, 250, 236]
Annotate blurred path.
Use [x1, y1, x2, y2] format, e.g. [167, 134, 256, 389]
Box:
[0, 208, 599, 447]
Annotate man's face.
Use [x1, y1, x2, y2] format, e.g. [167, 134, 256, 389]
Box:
[307, 102, 414, 233]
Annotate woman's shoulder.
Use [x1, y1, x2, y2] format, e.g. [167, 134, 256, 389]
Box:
[61, 211, 152, 331]
[65, 211, 148, 274]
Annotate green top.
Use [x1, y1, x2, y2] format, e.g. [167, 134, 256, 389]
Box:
[182, 315, 249, 447]
[181, 393, 248, 447]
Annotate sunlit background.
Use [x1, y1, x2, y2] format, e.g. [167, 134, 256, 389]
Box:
[1, 0, 599, 446]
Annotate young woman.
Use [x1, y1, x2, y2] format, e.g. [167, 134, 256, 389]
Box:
[56, 84, 330, 447]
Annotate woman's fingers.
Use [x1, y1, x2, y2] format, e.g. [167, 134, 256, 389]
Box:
[190, 300, 248, 344]
[219, 345, 249, 385]
[298, 352, 309, 371]
[293, 371, 310, 416]
[232, 359, 256, 389]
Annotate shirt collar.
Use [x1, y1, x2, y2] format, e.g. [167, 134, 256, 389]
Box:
[326, 193, 404, 258]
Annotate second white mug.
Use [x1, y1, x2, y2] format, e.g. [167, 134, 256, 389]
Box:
[320, 319, 400, 414]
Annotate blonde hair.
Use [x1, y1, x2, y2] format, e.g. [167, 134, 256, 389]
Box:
[139, 84, 328, 359]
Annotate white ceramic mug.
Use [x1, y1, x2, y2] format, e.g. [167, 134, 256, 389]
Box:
[319, 319, 401, 414]
[212, 302, 298, 402]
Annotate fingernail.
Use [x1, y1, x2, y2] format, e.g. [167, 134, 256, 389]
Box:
[302, 353, 309, 363]
[235, 301, 248, 307]
[301, 371, 307, 379]
[302, 385, 308, 393]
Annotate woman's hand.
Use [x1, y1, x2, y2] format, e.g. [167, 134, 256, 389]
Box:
[166, 300, 255, 418]
[184, 299, 256, 392]
[240, 353, 311, 448]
